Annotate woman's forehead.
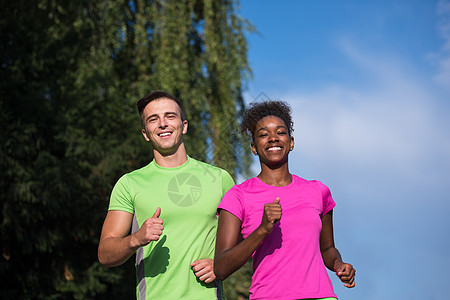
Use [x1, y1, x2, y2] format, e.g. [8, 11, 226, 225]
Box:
[255, 115, 286, 128]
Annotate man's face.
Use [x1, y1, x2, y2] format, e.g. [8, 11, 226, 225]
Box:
[141, 98, 188, 156]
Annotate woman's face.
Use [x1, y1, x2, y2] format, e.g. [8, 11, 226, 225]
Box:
[251, 115, 294, 167]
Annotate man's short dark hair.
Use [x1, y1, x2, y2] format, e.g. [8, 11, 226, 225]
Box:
[241, 100, 294, 139]
[136, 91, 187, 126]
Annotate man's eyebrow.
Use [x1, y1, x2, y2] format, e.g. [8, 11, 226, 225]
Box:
[145, 111, 179, 121]
[146, 114, 158, 122]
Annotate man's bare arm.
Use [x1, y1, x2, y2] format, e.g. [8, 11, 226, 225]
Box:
[98, 208, 163, 267]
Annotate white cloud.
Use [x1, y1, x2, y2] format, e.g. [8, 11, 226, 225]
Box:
[432, 0, 450, 87]
[437, 0, 450, 17]
[282, 40, 450, 195]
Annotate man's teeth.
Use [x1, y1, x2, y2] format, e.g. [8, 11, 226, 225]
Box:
[268, 147, 281, 151]
[159, 132, 171, 137]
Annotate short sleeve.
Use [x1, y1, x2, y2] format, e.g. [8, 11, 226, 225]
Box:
[221, 169, 235, 195]
[318, 181, 336, 218]
[217, 185, 244, 221]
[108, 174, 134, 214]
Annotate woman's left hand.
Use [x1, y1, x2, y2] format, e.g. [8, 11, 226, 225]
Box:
[334, 260, 356, 288]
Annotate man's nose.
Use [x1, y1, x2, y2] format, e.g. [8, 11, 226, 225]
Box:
[159, 118, 167, 128]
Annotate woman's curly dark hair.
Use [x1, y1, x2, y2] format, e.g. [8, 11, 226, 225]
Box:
[241, 100, 294, 138]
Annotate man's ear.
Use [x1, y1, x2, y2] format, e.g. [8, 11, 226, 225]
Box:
[141, 128, 150, 141]
[182, 120, 188, 134]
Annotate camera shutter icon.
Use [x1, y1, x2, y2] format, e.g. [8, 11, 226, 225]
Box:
[167, 173, 202, 207]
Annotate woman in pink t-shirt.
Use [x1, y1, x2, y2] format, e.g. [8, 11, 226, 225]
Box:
[214, 100, 355, 300]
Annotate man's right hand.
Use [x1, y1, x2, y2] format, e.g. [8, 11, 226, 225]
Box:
[133, 207, 164, 247]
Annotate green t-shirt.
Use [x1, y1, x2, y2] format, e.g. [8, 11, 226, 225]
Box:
[109, 157, 234, 300]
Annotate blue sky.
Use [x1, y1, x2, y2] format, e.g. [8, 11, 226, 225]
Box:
[238, 1, 450, 299]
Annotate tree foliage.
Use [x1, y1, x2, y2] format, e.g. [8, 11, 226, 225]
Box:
[1, 0, 253, 299]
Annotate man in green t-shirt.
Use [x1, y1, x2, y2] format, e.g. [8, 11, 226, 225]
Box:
[98, 91, 234, 299]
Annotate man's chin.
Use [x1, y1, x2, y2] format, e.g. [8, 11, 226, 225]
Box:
[153, 144, 180, 157]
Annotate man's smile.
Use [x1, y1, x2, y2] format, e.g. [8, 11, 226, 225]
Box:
[158, 131, 173, 137]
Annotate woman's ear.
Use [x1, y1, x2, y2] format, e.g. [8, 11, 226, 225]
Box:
[251, 142, 258, 156]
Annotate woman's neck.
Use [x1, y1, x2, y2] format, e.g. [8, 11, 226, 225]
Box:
[257, 163, 292, 187]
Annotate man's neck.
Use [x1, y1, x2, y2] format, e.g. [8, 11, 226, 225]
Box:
[153, 144, 188, 168]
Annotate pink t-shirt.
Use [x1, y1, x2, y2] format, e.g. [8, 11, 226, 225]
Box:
[218, 175, 337, 300]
